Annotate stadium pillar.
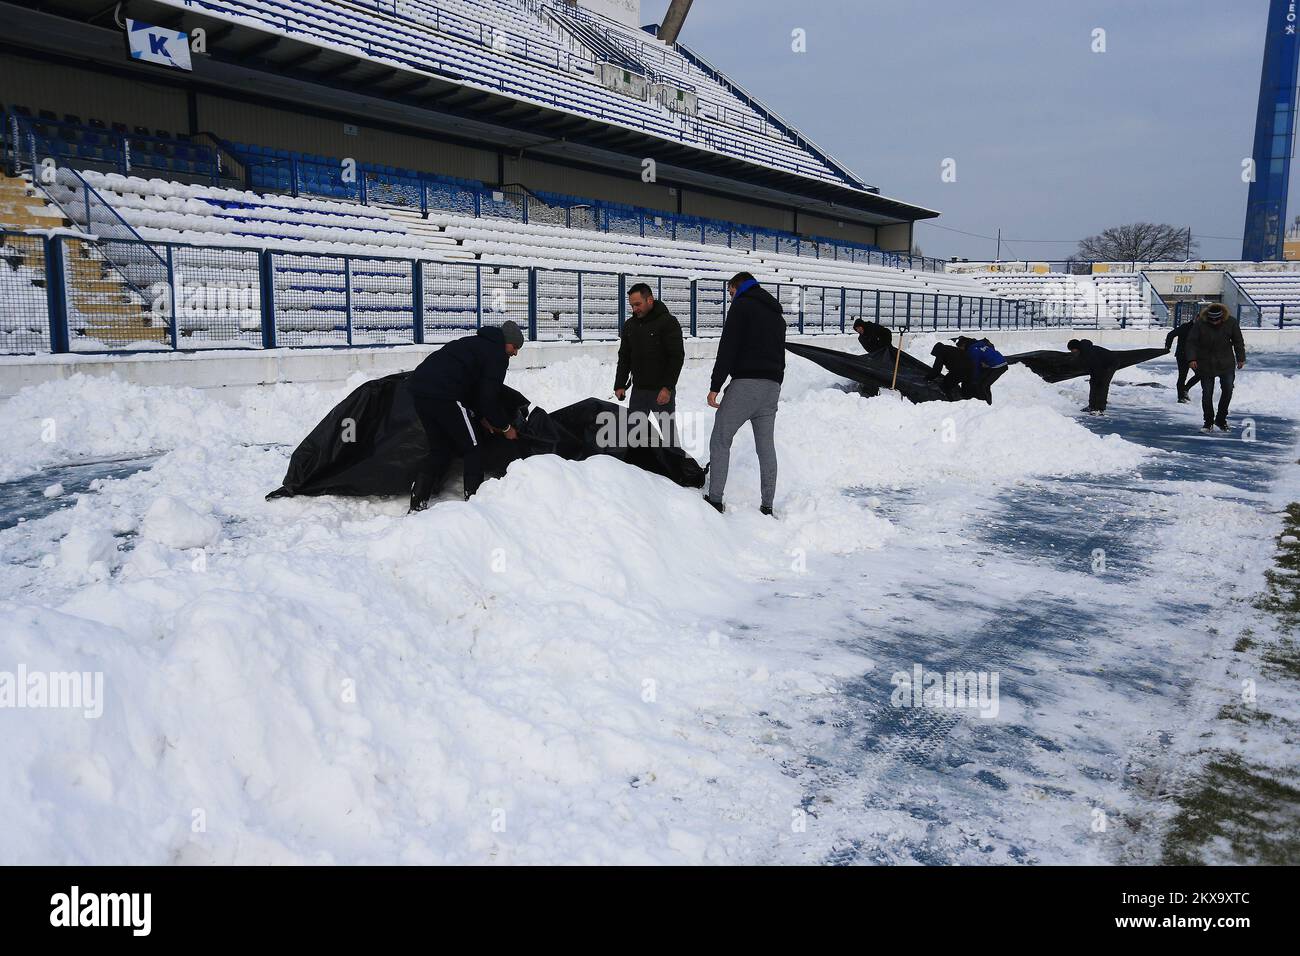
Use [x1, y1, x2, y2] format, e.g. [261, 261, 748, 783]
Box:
[659, 0, 695, 45]
[412, 261, 425, 345]
[475, 267, 482, 329]
[839, 289, 846, 332]
[166, 245, 178, 349]
[617, 274, 627, 334]
[44, 236, 69, 354]
[344, 257, 354, 346]
[527, 269, 538, 341]
[259, 252, 277, 348]
[689, 280, 697, 337]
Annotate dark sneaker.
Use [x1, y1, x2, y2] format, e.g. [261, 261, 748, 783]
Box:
[703, 496, 725, 514]
[1200, 424, 1214, 434]
[1177, 395, 1191, 404]
[1088, 408, 1104, 416]
[1215, 422, 1229, 433]
[760, 505, 774, 517]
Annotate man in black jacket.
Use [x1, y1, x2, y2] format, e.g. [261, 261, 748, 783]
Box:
[852, 317, 893, 354]
[1068, 338, 1115, 415]
[1187, 303, 1247, 433]
[1164, 320, 1200, 403]
[705, 272, 786, 516]
[614, 283, 685, 446]
[407, 321, 524, 511]
[926, 341, 974, 399]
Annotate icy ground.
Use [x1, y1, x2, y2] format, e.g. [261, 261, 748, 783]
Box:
[1, 338, 1297, 864]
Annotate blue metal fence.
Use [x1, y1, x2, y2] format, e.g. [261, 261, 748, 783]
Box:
[0, 230, 1066, 355]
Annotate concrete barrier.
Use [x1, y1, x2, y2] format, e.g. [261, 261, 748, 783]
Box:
[2, 327, 1295, 399]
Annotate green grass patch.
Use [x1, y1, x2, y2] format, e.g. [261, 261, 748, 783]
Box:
[1162, 503, 1300, 864]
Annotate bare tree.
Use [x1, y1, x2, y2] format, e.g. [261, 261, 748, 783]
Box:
[1076, 223, 1195, 262]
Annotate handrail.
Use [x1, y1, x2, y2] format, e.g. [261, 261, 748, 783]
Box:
[1136, 271, 1170, 324]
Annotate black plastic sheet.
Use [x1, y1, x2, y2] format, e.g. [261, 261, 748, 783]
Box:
[785, 341, 954, 403]
[267, 373, 704, 500]
[1006, 346, 1167, 383]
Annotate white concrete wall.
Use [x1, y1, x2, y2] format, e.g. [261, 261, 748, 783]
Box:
[3, 328, 1296, 400]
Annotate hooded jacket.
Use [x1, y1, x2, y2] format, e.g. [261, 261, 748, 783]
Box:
[1186, 309, 1246, 376]
[408, 326, 513, 429]
[614, 298, 686, 393]
[1069, 339, 1114, 375]
[856, 321, 892, 353]
[710, 282, 787, 392]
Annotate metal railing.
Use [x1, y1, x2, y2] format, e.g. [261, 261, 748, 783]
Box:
[0, 229, 1055, 355]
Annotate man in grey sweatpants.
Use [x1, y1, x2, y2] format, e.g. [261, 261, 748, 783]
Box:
[705, 272, 787, 516]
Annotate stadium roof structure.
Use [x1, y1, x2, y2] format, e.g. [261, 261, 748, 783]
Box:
[3, 0, 938, 227]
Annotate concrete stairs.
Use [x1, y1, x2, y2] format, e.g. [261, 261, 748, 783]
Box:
[0, 173, 165, 345]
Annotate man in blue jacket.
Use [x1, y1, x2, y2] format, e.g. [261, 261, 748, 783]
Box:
[407, 320, 525, 511]
[705, 272, 786, 516]
[960, 336, 1009, 404]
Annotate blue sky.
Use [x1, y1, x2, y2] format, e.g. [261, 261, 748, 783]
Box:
[662, 0, 1271, 261]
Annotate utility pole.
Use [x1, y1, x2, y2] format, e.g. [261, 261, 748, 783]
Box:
[996, 228, 1001, 262]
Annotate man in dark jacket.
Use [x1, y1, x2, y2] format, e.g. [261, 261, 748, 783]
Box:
[852, 317, 893, 354]
[1187, 303, 1247, 433]
[407, 320, 524, 510]
[926, 341, 973, 399]
[614, 283, 685, 446]
[1068, 338, 1115, 414]
[705, 272, 786, 516]
[1164, 320, 1200, 403]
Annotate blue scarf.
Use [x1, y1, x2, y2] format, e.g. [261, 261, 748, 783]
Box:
[734, 278, 758, 298]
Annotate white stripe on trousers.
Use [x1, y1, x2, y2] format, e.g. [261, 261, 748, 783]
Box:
[456, 402, 478, 447]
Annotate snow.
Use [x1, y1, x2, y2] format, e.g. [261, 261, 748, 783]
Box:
[1, 340, 1294, 864]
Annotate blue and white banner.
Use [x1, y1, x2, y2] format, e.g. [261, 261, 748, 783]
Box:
[126, 20, 193, 72]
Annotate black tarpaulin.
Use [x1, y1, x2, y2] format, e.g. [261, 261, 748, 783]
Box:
[1006, 346, 1167, 383]
[785, 341, 955, 403]
[266, 373, 704, 500]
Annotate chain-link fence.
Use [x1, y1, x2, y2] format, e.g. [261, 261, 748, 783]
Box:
[0, 231, 51, 353]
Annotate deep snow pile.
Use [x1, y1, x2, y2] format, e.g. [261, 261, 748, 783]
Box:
[0, 337, 1200, 864]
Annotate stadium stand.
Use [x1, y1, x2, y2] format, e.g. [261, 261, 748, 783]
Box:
[1229, 271, 1300, 310]
[141, 0, 848, 185]
[0, 0, 1031, 352]
[970, 272, 1157, 327]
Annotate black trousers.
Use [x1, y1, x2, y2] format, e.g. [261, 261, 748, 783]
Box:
[1088, 369, 1115, 412]
[628, 387, 677, 447]
[1176, 356, 1201, 400]
[1200, 369, 1235, 427]
[411, 395, 483, 502]
[969, 365, 1008, 404]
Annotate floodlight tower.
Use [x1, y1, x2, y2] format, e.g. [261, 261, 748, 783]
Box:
[1243, 0, 1300, 261]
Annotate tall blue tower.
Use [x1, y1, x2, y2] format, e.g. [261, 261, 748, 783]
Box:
[1243, 0, 1300, 261]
